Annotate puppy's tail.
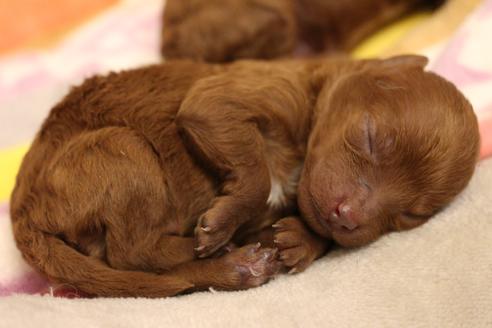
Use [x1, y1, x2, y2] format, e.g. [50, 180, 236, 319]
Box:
[12, 217, 194, 298]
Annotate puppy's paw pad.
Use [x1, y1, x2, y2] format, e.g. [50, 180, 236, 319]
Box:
[224, 244, 281, 288]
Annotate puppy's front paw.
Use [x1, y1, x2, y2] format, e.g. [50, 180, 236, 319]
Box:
[194, 207, 237, 258]
[273, 217, 326, 274]
[222, 243, 281, 289]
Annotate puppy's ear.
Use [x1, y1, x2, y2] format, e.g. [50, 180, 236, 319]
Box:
[380, 55, 429, 71]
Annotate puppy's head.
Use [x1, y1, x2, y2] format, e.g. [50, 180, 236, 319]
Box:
[299, 55, 480, 247]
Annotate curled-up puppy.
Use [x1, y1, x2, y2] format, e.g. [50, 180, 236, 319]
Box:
[11, 55, 479, 297]
[161, 0, 443, 62]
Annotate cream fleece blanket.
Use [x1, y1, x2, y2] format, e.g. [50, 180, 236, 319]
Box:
[1, 158, 491, 328]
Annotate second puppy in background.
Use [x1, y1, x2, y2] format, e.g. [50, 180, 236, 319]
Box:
[161, 0, 444, 62]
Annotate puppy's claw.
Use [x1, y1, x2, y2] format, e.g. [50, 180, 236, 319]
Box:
[255, 242, 261, 250]
[194, 246, 206, 252]
[201, 226, 212, 232]
[288, 267, 298, 275]
[263, 249, 278, 261]
[272, 223, 281, 228]
[248, 267, 262, 277]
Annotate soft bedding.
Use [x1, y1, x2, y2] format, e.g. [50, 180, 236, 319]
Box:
[1, 0, 491, 326]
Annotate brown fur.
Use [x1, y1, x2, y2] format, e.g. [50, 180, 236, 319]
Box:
[161, 0, 444, 62]
[11, 56, 479, 297]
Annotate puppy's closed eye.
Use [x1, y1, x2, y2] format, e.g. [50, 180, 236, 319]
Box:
[362, 114, 376, 157]
[391, 211, 431, 231]
[402, 211, 429, 220]
[345, 115, 377, 161]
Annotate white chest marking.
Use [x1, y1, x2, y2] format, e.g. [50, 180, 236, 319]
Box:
[267, 165, 303, 209]
[267, 179, 286, 208]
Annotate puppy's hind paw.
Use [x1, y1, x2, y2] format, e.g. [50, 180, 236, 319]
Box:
[223, 244, 281, 289]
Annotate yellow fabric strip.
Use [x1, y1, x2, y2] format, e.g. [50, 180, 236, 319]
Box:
[352, 12, 431, 58]
[0, 144, 29, 202]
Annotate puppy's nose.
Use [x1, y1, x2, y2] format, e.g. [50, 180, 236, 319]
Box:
[329, 203, 358, 230]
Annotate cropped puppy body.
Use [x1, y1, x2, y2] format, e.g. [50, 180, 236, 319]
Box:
[162, 0, 444, 62]
[11, 56, 479, 297]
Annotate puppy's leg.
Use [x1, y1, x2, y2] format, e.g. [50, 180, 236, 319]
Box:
[176, 95, 271, 258]
[177, 118, 270, 258]
[46, 127, 208, 272]
[162, 0, 296, 62]
[176, 67, 312, 258]
[106, 232, 197, 271]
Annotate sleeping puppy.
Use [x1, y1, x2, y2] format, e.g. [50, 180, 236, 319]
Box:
[161, 0, 444, 62]
[11, 55, 479, 297]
